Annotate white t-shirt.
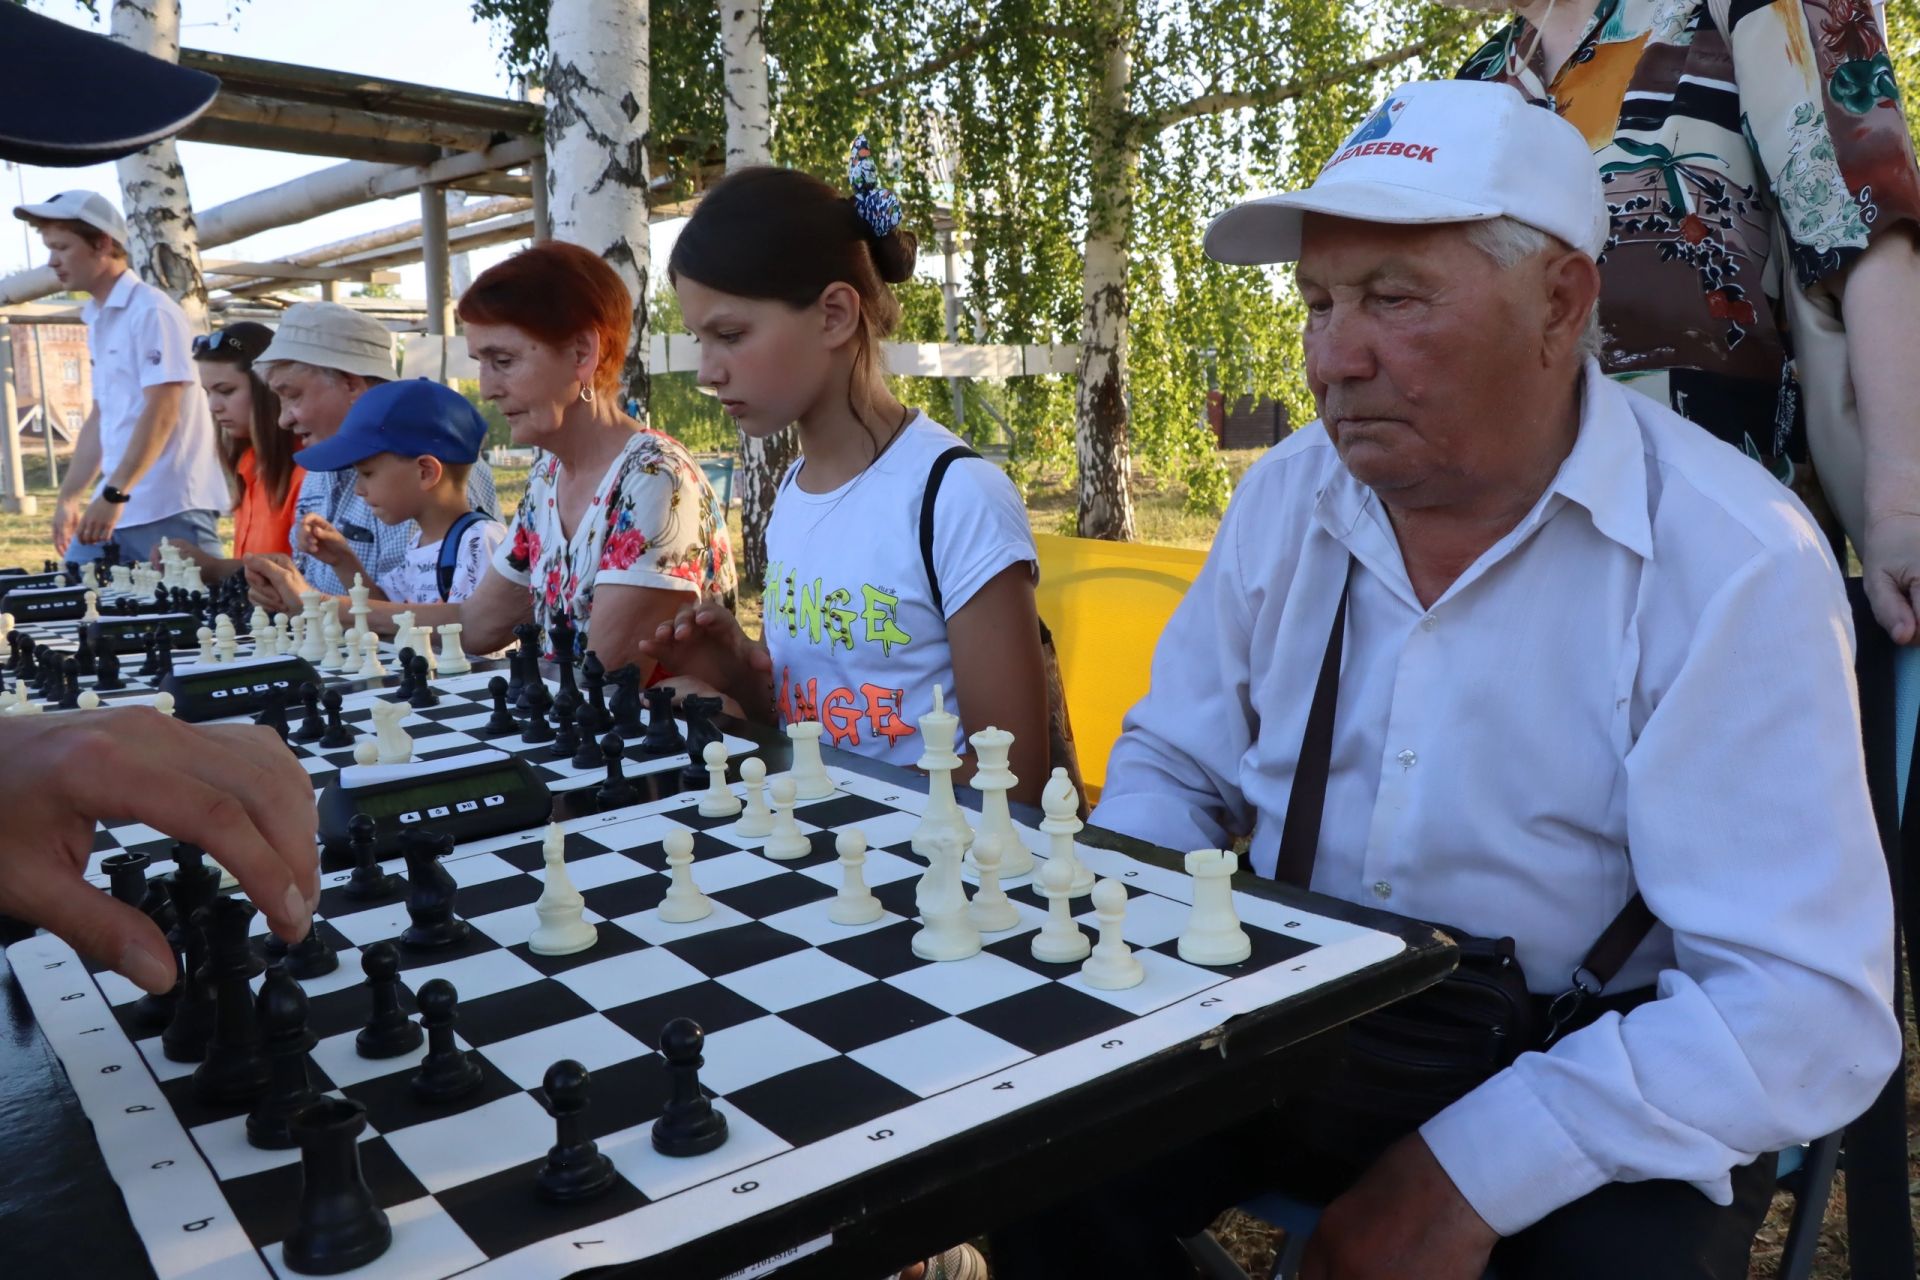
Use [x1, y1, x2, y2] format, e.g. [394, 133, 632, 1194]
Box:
[376, 516, 507, 605]
[763, 414, 1037, 763]
[80, 271, 230, 527]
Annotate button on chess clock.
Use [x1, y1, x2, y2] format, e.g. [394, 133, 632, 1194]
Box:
[156, 653, 322, 723]
[317, 748, 552, 860]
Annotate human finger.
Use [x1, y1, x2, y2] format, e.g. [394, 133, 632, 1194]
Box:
[8, 865, 176, 994]
[190, 722, 321, 902]
[1865, 571, 1916, 645]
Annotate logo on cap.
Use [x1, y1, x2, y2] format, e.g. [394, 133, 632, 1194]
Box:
[1323, 95, 1437, 171]
[1347, 96, 1408, 146]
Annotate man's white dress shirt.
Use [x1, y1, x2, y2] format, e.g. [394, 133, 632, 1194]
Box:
[1092, 362, 1900, 1234]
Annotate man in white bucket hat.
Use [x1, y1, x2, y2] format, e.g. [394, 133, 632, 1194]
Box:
[994, 80, 1899, 1280]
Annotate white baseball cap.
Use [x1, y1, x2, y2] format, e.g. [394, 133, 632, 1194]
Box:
[1204, 80, 1608, 265]
[12, 189, 128, 248]
[256, 301, 396, 382]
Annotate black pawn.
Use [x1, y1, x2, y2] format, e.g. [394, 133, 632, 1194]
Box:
[256, 687, 292, 742]
[160, 846, 221, 1062]
[102, 850, 151, 906]
[282, 1098, 391, 1275]
[639, 685, 684, 755]
[318, 688, 353, 750]
[286, 925, 339, 980]
[399, 831, 470, 950]
[410, 978, 482, 1102]
[95, 648, 123, 691]
[596, 733, 637, 809]
[406, 655, 438, 709]
[390, 648, 417, 700]
[292, 682, 325, 743]
[191, 897, 272, 1104]
[607, 664, 644, 737]
[246, 964, 321, 1150]
[264, 932, 290, 964]
[355, 941, 422, 1059]
[155, 635, 175, 680]
[571, 711, 607, 771]
[483, 676, 517, 737]
[76, 630, 96, 675]
[536, 1059, 616, 1202]
[651, 1018, 728, 1156]
[57, 656, 81, 710]
[520, 680, 555, 744]
[549, 689, 580, 761]
[343, 813, 402, 902]
[581, 651, 608, 721]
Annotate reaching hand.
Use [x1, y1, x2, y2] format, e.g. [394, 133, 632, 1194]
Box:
[298, 513, 354, 568]
[634, 598, 773, 716]
[77, 495, 123, 546]
[50, 495, 81, 558]
[243, 553, 317, 615]
[0, 709, 320, 995]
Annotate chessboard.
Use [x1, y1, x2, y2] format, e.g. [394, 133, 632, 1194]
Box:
[10, 758, 1410, 1280]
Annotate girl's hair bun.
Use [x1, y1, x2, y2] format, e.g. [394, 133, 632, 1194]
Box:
[870, 227, 919, 285]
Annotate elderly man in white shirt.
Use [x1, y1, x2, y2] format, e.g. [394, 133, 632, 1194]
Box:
[1001, 82, 1901, 1280]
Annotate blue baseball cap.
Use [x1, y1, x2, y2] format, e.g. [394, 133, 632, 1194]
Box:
[293, 377, 489, 471]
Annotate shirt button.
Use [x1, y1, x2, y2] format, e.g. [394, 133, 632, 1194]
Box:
[1396, 749, 1417, 768]
[1372, 880, 1393, 900]
[1420, 615, 1436, 632]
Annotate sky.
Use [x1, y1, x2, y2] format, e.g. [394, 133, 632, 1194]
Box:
[4, 0, 685, 301]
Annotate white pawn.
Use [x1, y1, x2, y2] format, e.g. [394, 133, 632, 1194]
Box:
[697, 741, 742, 817]
[829, 829, 884, 925]
[1040, 767, 1095, 897]
[272, 612, 292, 657]
[214, 626, 238, 665]
[249, 605, 272, 638]
[1081, 878, 1145, 990]
[734, 757, 774, 837]
[967, 832, 1021, 933]
[356, 631, 385, 679]
[530, 822, 598, 955]
[77, 689, 100, 711]
[195, 625, 215, 665]
[0, 612, 11, 640]
[436, 623, 471, 675]
[785, 720, 833, 800]
[352, 736, 378, 767]
[763, 777, 811, 860]
[288, 612, 307, 660]
[1178, 849, 1252, 966]
[319, 612, 346, 672]
[81, 590, 98, 623]
[1030, 856, 1091, 963]
[657, 829, 713, 923]
[153, 691, 175, 718]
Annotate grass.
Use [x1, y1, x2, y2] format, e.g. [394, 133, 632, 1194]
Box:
[4, 447, 1913, 1279]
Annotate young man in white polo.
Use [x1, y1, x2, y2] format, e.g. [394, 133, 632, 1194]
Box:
[13, 190, 229, 566]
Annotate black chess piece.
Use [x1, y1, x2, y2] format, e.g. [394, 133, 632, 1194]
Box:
[651, 1017, 728, 1156]
[679, 695, 724, 783]
[75, 630, 96, 675]
[160, 846, 221, 1062]
[639, 686, 684, 755]
[136, 631, 158, 678]
[553, 629, 580, 708]
[607, 664, 643, 737]
[127, 872, 180, 1032]
[549, 688, 581, 761]
[406, 655, 438, 709]
[191, 897, 272, 1104]
[57, 656, 81, 709]
[355, 941, 422, 1058]
[95, 647, 123, 691]
[256, 687, 292, 742]
[409, 979, 483, 1102]
[535, 1059, 616, 1202]
[102, 851, 151, 906]
[282, 1098, 392, 1274]
[264, 932, 290, 964]
[549, 615, 577, 668]
[399, 831, 470, 950]
[318, 688, 353, 749]
[581, 651, 608, 720]
[508, 623, 539, 709]
[292, 682, 325, 743]
[483, 676, 517, 736]
[286, 925, 339, 980]
[246, 964, 322, 1150]
[343, 813, 402, 901]
[391, 647, 417, 701]
[4, 632, 19, 673]
[596, 733, 638, 809]
[571, 711, 607, 771]
[155, 636, 175, 680]
[520, 679, 555, 744]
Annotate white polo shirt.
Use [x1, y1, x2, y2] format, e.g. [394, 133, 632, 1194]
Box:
[80, 271, 229, 527]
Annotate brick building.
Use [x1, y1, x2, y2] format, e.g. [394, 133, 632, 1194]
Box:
[8, 322, 90, 447]
[1205, 390, 1291, 450]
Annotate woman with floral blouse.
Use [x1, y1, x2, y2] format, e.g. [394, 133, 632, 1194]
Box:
[1453, 0, 1920, 641]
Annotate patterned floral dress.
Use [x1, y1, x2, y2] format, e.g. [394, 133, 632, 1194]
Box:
[1459, 0, 1920, 533]
[490, 428, 736, 656]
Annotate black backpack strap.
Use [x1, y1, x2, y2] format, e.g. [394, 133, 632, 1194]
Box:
[919, 445, 981, 616]
[436, 510, 486, 602]
[777, 457, 804, 495]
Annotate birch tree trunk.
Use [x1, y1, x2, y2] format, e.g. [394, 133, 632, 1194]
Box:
[109, 0, 208, 333]
[722, 0, 792, 588]
[546, 0, 652, 413]
[1073, 0, 1139, 541]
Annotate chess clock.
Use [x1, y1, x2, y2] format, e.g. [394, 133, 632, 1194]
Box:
[2, 585, 89, 622]
[317, 748, 553, 859]
[156, 653, 322, 722]
[1, 571, 68, 591]
[86, 611, 199, 653]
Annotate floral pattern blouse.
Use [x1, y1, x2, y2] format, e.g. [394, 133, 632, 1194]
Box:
[1459, 0, 1920, 531]
[491, 428, 736, 655]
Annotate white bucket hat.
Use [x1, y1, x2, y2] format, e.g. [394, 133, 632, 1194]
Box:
[256, 301, 396, 382]
[12, 189, 128, 248]
[1204, 79, 1608, 266]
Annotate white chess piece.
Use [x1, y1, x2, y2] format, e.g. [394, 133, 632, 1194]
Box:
[1081, 878, 1145, 990]
[297, 591, 327, 663]
[153, 691, 175, 717]
[912, 831, 981, 961]
[1040, 767, 1095, 897]
[356, 631, 386, 680]
[967, 832, 1021, 933]
[77, 689, 100, 711]
[319, 612, 346, 672]
[288, 612, 307, 659]
[657, 828, 713, 923]
[195, 625, 215, 666]
[529, 822, 599, 955]
[734, 757, 774, 837]
[370, 701, 413, 765]
[348, 575, 372, 645]
[763, 776, 811, 860]
[910, 684, 973, 859]
[352, 736, 379, 767]
[1030, 856, 1091, 963]
[436, 622, 471, 675]
[697, 740, 742, 817]
[272, 612, 291, 658]
[1177, 848, 1252, 966]
[249, 605, 272, 638]
[81, 590, 98, 623]
[0, 612, 12, 640]
[785, 720, 833, 799]
[829, 829, 885, 925]
[214, 626, 238, 665]
[390, 610, 416, 661]
[968, 725, 1035, 878]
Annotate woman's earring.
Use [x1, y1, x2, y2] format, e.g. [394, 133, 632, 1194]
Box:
[579, 385, 596, 405]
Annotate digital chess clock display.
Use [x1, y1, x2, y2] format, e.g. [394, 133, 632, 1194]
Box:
[157, 655, 321, 723]
[88, 613, 196, 653]
[317, 749, 552, 858]
[356, 765, 532, 823]
[3, 586, 88, 620]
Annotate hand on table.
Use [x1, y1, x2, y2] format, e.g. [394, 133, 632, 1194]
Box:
[1299, 1135, 1498, 1280]
[0, 708, 320, 995]
[635, 598, 772, 713]
[77, 495, 123, 546]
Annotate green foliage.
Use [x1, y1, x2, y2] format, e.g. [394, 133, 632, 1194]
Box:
[453, 380, 514, 450]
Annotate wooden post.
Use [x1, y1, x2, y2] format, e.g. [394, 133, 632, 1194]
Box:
[0, 325, 35, 515]
[420, 184, 454, 383]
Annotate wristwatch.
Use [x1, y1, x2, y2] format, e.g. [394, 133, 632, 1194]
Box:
[101, 486, 132, 504]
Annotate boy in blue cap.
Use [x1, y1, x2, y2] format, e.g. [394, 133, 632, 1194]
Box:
[291, 378, 506, 605]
